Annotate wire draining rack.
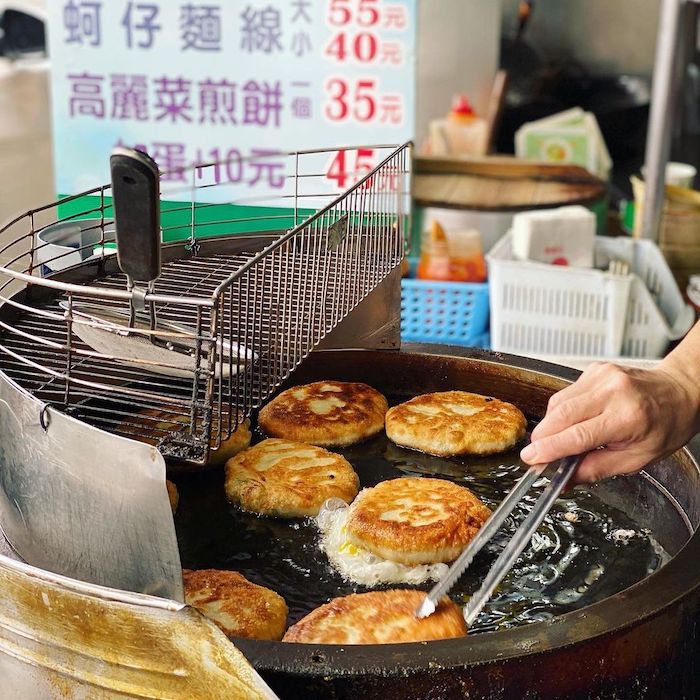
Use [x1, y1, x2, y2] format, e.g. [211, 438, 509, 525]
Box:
[0, 143, 410, 465]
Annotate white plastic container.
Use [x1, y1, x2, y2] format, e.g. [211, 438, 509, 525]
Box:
[642, 161, 697, 188]
[420, 206, 512, 252]
[428, 117, 489, 157]
[487, 232, 695, 359]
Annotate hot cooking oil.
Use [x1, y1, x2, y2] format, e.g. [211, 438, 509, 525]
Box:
[172, 407, 668, 634]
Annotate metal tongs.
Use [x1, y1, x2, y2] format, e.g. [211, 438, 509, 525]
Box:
[416, 454, 582, 625]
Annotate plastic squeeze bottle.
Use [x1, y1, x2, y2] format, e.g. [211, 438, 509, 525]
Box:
[417, 220, 451, 281]
[449, 95, 477, 124]
[417, 221, 488, 282]
[448, 229, 487, 282]
[427, 95, 488, 156]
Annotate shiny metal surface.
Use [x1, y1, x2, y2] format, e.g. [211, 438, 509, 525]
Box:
[462, 454, 581, 626]
[0, 143, 410, 465]
[0, 207, 401, 590]
[640, 0, 684, 241]
[0, 373, 183, 600]
[417, 466, 541, 619]
[318, 267, 401, 351]
[0, 347, 699, 699]
[0, 552, 277, 699]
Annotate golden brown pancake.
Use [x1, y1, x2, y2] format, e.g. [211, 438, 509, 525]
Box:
[166, 479, 179, 513]
[225, 438, 359, 517]
[346, 477, 491, 565]
[118, 407, 251, 469]
[283, 589, 466, 644]
[385, 391, 526, 456]
[183, 569, 288, 641]
[257, 381, 388, 447]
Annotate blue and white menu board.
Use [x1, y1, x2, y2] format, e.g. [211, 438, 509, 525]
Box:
[47, 1, 416, 201]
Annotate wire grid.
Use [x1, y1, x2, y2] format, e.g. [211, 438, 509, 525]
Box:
[0, 143, 410, 463]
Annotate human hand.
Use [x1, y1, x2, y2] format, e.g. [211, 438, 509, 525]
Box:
[520, 361, 700, 484]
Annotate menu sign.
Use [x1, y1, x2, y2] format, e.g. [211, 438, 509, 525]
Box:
[47, 1, 416, 201]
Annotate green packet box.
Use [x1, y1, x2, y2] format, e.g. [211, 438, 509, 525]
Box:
[515, 108, 611, 180]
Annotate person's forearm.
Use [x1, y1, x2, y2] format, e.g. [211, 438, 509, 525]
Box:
[657, 320, 700, 433]
[520, 319, 700, 482]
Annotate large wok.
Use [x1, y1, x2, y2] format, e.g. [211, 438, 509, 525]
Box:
[3, 346, 697, 699]
[231, 347, 700, 699]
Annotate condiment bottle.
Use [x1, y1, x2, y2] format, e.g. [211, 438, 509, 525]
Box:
[417, 220, 451, 281]
[447, 229, 487, 283]
[426, 94, 489, 157]
[448, 95, 477, 124]
[417, 221, 487, 283]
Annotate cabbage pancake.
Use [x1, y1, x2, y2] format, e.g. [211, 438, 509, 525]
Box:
[225, 438, 360, 517]
[257, 381, 388, 447]
[119, 407, 251, 468]
[346, 477, 491, 565]
[386, 391, 526, 456]
[283, 589, 466, 644]
[183, 569, 288, 641]
[316, 499, 449, 586]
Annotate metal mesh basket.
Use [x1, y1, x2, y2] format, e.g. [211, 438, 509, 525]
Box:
[0, 143, 411, 464]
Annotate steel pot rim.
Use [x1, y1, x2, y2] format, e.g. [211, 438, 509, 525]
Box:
[1, 346, 698, 679]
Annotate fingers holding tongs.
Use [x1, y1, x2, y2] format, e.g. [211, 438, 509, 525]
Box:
[416, 455, 582, 625]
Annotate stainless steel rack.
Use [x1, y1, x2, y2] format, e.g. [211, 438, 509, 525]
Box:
[0, 143, 410, 464]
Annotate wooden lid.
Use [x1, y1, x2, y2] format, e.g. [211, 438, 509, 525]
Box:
[413, 156, 606, 212]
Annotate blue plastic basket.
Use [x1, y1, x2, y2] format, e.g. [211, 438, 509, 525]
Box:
[469, 331, 491, 349]
[400, 264, 490, 347]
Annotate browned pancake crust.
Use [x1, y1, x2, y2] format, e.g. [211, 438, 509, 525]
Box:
[385, 391, 527, 456]
[118, 408, 251, 470]
[183, 569, 288, 641]
[346, 477, 491, 565]
[225, 438, 360, 517]
[166, 479, 179, 513]
[257, 381, 388, 447]
[283, 589, 466, 644]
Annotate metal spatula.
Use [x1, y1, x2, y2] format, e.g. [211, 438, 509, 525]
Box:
[66, 148, 254, 378]
[416, 454, 581, 624]
[60, 300, 255, 378]
[111, 148, 162, 314]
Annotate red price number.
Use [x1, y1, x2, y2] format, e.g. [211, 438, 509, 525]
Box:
[325, 78, 377, 122]
[326, 148, 374, 189]
[328, 0, 380, 26]
[325, 31, 378, 63]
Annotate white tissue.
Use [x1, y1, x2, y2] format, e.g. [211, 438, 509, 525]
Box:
[511, 205, 596, 268]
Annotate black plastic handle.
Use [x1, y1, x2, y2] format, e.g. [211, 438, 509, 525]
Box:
[110, 147, 161, 284]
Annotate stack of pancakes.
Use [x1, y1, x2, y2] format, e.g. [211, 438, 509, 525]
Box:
[181, 380, 527, 645]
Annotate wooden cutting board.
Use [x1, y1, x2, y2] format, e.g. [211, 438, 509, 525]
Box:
[413, 156, 605, 212]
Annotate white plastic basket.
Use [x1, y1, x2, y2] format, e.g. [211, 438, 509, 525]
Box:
[487, 232, 695, 359]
